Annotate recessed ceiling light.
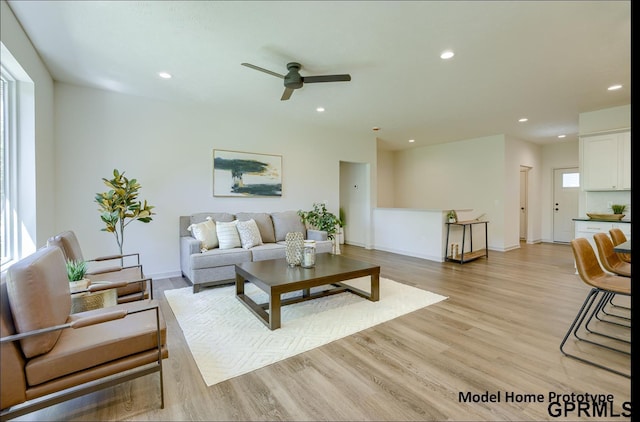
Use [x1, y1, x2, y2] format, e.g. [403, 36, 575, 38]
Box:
[518, 118, 528, 122]
[316, 107, 325, 112]
[607, 84, 622, 91]
[558, 134, 566, 139]
[440, 50, 454, 60]
[158, 72, 172, 79]
[408, 139, 415, 143]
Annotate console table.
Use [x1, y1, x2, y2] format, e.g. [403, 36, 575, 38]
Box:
[444, 220, 489, 264]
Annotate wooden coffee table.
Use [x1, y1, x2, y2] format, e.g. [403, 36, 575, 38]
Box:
[235, 254, 380, 330]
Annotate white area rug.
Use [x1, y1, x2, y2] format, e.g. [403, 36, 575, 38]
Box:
[164, 276, 447, 386]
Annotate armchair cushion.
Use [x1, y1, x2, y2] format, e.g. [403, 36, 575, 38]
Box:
[6, 247, 71, 359]
[46, 230, 84, 262]
[25, 300, 166, 386]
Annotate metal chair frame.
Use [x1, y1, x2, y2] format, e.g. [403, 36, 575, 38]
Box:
[560, 238, 631, 378]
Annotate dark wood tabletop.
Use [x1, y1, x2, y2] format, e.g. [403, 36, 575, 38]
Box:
[235, 254, 380, 330]
[613, 240, 631, 254]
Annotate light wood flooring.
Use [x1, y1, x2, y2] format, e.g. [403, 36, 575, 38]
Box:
[19, 242, 631, 421]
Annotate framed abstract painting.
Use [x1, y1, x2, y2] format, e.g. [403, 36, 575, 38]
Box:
[213, 149, 282, 197]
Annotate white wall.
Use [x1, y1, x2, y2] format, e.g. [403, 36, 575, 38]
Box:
[53, 83, 376, 278]
[1, 0, 55, 251]
[579, 104, 631, 136]
[382, 134, 546, 252]
[375, 144, 395, 208]
[390, 135, 507, 250]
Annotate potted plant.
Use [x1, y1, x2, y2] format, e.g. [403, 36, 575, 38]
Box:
[447, 210, 458, 223]
[66, 259, 89, 290]
[298, 202, 343, 240]
[611, 204, 626, 215]
[95, 169, 155, 255]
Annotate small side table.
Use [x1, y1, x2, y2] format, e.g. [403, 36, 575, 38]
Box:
[445, 220, 489, 264]
[71, 283, 118, 313]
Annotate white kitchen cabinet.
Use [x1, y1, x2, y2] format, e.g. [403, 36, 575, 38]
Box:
[574, 220, 631, 252]
[580, 131, 631, 191]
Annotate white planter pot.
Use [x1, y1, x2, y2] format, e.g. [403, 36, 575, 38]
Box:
[69, 278, 90, 292]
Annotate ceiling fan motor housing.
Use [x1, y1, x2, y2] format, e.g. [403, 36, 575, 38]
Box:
[284, 62, 303, 89]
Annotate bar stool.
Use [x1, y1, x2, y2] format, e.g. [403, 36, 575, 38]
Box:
[609, 228, 631, 263]
[593, 232, 631, 277]
[560, 238, 630, 378]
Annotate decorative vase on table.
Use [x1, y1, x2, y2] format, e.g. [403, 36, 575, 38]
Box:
[302, 240, 316, 268]
[285, 232, 304, 267]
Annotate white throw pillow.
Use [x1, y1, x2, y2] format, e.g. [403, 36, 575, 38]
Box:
[216, 220, 241, 249]
[187, 217, 218, 252]
[236, 219, 264, 249]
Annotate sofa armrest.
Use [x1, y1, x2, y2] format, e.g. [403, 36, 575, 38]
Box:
[307, 229, 328, 241]
[181, 236, 201, 255]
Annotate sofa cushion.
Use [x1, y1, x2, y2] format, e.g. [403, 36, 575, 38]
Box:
[236, 212, 276, 243]
[187, 217, 219, 251]
[271, 211, 306, 242]
[236, 219, 263, 249]
[216, 220, 241, 249]
[6, 247, 71, 359]
[250, 243, 286, 261]
[190, 248, 251, 269]
[191, 212, 235, 225]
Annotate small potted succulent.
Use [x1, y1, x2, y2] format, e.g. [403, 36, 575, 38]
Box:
[66, 259, 89, 290]
[447, 210, 458, 223]
[611, 204, 626, 215]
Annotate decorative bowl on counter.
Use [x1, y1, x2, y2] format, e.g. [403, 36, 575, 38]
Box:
[586, 213, 625, 221]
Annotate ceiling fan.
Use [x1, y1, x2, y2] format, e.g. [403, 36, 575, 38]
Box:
[241, 62, 351, 101]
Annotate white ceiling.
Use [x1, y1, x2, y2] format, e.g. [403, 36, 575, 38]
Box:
[6, 1, 630, 150]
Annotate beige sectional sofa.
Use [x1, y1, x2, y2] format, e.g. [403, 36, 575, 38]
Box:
[179, 211, 333, 293]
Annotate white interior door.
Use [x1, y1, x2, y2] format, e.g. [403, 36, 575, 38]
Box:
[520, 168, 528, 240]
[553, 167, 579, 243]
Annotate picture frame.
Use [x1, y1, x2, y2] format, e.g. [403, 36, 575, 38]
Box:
[213, 149, 282, 197]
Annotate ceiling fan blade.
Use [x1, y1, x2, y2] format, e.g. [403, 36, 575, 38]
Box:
[302, 74, 351, 83]
[241, 63, 284, 79]
[281, 87, 294, 101]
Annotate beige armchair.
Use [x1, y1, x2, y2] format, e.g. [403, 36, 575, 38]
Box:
[47, 230, 152, 303]
[0, 245, 168, 420]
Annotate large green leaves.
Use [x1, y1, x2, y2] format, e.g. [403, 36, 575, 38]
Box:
[298, 203, 342, 240]
[95, 169, 155, 254]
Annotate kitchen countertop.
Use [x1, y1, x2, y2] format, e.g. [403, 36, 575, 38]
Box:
[573, 218, 631, 223]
